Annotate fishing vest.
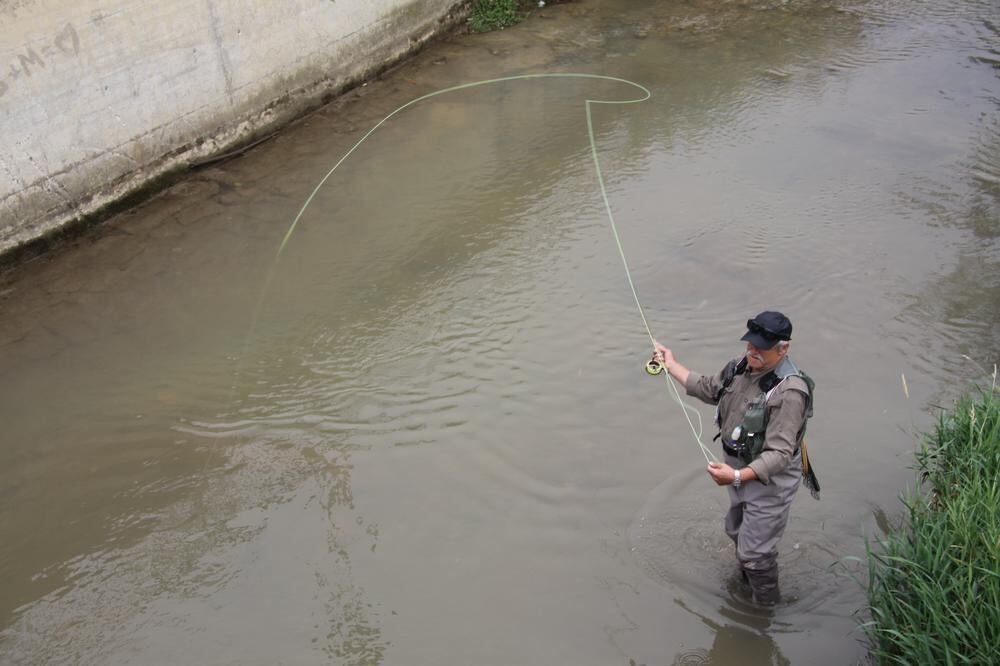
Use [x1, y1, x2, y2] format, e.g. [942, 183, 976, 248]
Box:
[716, 356, 815, 466]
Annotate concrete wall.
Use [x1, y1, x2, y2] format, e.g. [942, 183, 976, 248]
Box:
[0, 0, 466, 259]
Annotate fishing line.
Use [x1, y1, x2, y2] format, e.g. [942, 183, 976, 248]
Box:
[582, 82, 717, 464]
[248, 73, 715, 464]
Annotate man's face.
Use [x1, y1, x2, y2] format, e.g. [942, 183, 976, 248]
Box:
[745, 341, 787, 372]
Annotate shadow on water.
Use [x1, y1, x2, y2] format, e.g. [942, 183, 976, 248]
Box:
[668, 594, 791, 666]
[623, 581, 795, 666]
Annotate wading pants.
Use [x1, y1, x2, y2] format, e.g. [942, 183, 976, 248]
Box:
[723, 450, 802, 604]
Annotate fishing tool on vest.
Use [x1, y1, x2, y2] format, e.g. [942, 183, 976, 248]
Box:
[721, 394, 768, 466]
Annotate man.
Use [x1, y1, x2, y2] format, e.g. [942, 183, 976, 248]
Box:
[652, 311, 814, 605]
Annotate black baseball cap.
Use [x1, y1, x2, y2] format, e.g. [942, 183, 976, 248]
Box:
[741, 311, 792, 350]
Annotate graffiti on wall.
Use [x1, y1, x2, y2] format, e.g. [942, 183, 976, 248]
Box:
[0, 23, 80, 98]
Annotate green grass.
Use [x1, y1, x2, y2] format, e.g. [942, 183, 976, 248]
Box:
[469, 0, 523, 33]
[864, 384, 1000, 665]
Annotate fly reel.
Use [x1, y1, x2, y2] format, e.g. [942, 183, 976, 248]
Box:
[645, 357, 664, 376]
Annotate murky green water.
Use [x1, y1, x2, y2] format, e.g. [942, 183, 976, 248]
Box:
[1, 0, 997, 663]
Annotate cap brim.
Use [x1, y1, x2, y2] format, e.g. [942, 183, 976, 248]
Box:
[740, 331, 780, 350]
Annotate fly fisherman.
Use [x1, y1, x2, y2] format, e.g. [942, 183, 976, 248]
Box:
[652, 311, 818, 605]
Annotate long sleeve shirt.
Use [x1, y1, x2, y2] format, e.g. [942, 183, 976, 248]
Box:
[685, 360, 809, 484]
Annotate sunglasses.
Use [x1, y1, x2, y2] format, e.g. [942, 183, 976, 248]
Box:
[746, 319, 787, 340]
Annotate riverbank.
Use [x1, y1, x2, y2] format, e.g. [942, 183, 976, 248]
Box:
[0, 0, 471, 269]
[864, 380, 1000, 664]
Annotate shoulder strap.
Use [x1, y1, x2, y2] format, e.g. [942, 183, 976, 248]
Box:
[713, 357, 748, 402]
[770, 356, 814, 417]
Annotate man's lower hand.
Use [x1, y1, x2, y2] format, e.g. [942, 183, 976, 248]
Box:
[707, 462, 735, 485]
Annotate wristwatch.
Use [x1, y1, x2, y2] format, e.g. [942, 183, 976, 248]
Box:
[733, 468, 742, 489]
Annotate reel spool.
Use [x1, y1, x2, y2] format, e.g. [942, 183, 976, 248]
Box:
[645, 358, 664, 376]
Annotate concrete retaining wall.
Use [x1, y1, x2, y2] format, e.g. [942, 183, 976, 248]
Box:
[0, 0, 466, 259]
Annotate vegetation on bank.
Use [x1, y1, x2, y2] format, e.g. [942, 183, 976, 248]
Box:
[864, 381, 1000, 665]
[469, 0, 521, 32]
[469, 0, 570, 33]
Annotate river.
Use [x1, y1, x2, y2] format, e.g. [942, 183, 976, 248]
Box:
[1, 0, 997, 663]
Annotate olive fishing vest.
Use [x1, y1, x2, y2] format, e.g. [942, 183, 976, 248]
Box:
[715, 356, 815, 466]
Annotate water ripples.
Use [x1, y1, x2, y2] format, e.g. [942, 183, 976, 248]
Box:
[628, 477, 862, 616]
[831, 0, 1000, 66]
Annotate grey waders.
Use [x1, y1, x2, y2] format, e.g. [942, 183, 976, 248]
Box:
[723, 449, 802, 605]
